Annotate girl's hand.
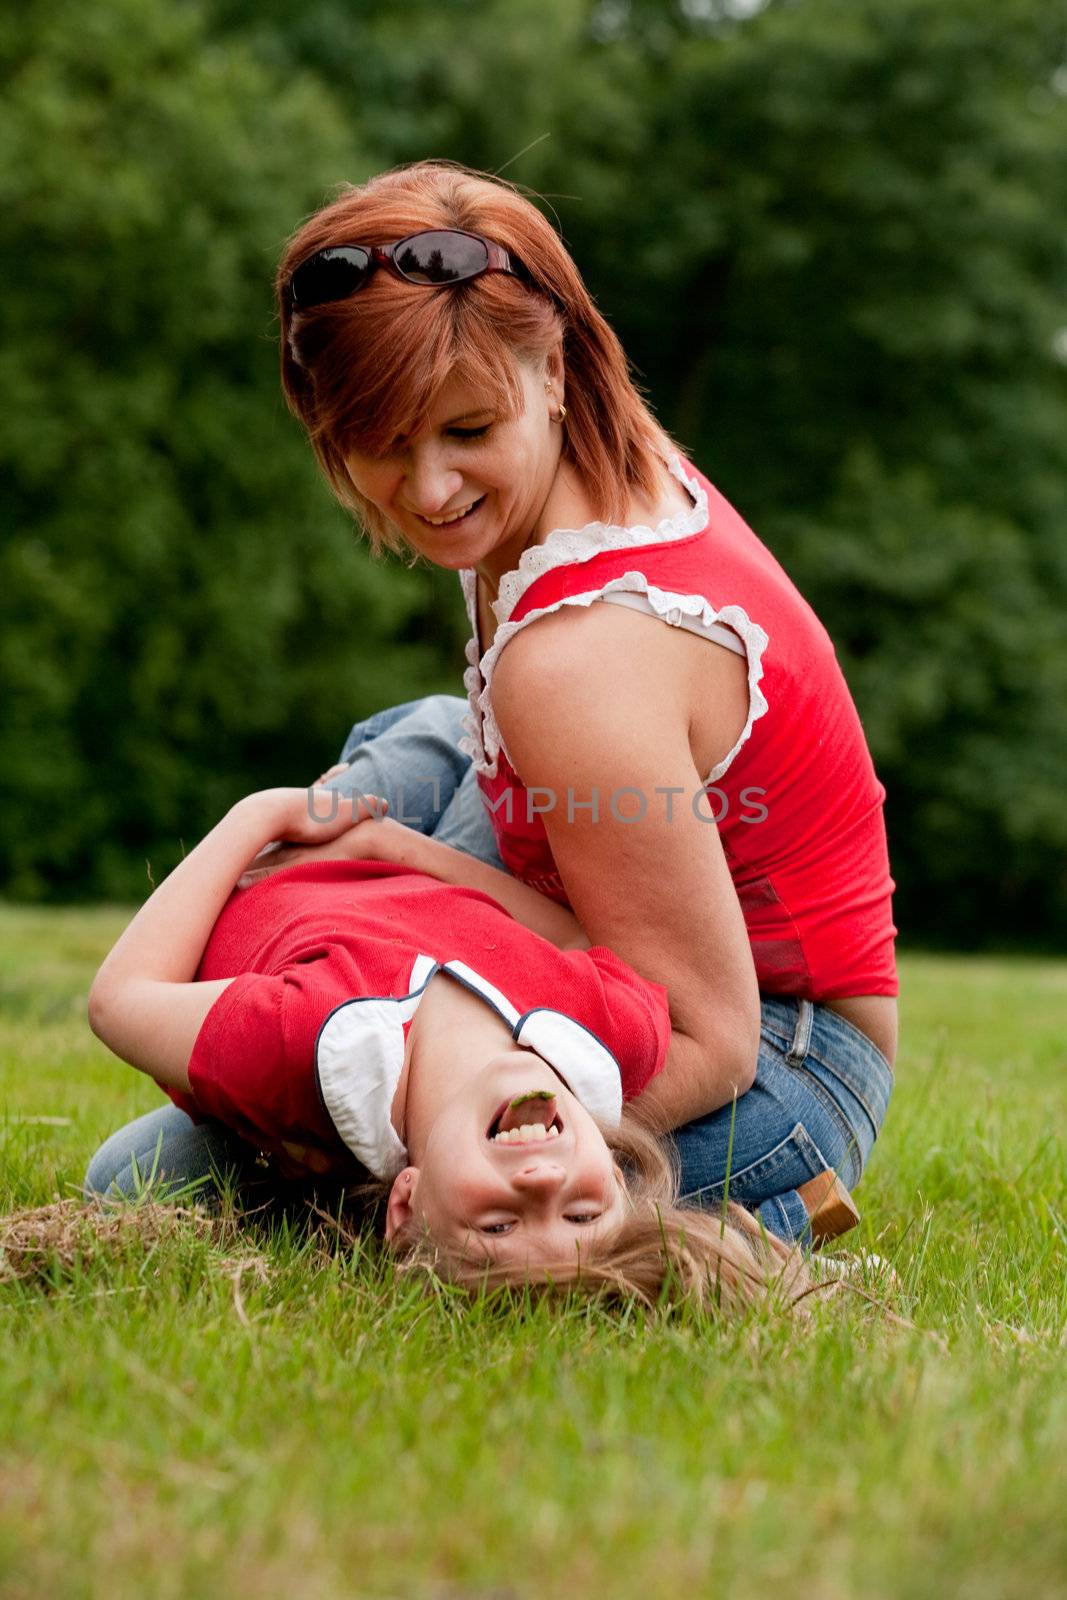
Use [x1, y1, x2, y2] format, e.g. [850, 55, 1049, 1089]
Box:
[236, 788, 387, 887]
[314, 763, 351, 786]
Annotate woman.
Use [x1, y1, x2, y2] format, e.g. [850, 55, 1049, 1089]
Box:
[85, 784, 808, 1314]
[269, 159, 897, 1242]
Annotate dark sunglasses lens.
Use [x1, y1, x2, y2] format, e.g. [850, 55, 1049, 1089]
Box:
[394, 231, 489, 285]
[290, 246, 372, 309]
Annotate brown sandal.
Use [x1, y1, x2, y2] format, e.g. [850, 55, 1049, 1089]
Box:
[796, 1170, 860, 1244]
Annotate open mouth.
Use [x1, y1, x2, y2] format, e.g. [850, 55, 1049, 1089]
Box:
[417, 495, 486, 529]
[486, 1090, 563, 1145]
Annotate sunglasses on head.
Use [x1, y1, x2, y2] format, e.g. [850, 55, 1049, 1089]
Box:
[287, 229, 526, 311]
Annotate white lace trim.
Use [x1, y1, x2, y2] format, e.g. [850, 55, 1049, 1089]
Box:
[458, 459, 769, 783]
[493, 455, 708, 624]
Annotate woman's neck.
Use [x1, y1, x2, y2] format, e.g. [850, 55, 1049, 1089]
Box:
[474, 454, 690, 603]
[474, 459, 595, 602]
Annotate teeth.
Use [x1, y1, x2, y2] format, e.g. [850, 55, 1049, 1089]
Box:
[421, 502, 477, 526]
[492, 1124, 560, 1144]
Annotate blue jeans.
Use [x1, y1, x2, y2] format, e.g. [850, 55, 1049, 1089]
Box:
[84, 1103, 262, 1204]
[82, 1103, 353, 1213]
[85, 697, 502, 1209]
[85, 696, 892, 1242]
[669, 996, 891, 1240]
[332, 694, 505, 867]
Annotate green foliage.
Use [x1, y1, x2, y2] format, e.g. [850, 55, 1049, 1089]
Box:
[0, 0, 468, 899]
[2, 0, 1065, 937]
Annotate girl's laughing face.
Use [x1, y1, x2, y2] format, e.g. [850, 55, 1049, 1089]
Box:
[385, 1051, 628, 1269]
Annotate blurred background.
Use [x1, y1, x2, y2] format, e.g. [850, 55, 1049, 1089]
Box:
[2, 0, 1065, 946]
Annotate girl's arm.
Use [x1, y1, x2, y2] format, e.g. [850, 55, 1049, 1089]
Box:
[365, 821, 588, 949]
[239, 816, 589, 951]
[88, 789, 376, 1091]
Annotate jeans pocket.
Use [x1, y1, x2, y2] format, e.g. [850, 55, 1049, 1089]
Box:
[781, 1061, 868, 1187]
[805, 1042, 893, 1152]
[683, 1120, 830, 1208]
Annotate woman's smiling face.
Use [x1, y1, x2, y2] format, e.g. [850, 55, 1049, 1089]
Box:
[343, 358, 564, 577]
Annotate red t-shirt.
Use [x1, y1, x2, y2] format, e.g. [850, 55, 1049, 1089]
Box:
[461, 458, 898, 1000]
[173, 859, 669, 1178]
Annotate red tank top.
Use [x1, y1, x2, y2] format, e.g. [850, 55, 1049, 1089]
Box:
[459, 458, 897, 1001]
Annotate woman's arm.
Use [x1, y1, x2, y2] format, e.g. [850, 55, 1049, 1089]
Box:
[490, 604, 762, 1132]
[239, 816, 589, 951]
[370, 822, 589, 949]
[88, 789, 375, 1091]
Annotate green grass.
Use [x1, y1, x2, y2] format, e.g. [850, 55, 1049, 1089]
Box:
[1, 906, 1065, 1600]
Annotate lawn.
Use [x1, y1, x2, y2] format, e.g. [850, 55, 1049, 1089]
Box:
[1, 904, 1064, 1600]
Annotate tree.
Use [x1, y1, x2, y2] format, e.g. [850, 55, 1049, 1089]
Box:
[0, 0, 468, 898]
[247, 0, 1067, 942]
[4, 0, 1066, 940]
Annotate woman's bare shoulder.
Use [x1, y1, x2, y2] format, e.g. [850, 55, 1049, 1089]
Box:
[491, 600, 692, 728]
[537, 457, 694, 543]
[625, 461, 696, 525]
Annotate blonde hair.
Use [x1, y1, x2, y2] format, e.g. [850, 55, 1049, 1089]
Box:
[383, 1114, 812, 1319]
[276, 161, 677, 556]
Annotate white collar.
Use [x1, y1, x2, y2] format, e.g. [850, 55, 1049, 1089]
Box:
[315, 955, 624, 1180]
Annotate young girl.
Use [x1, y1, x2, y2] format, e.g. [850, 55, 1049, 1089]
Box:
[87, 787, 809, 1311]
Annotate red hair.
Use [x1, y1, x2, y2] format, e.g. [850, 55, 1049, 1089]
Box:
[276, 161, 674, 554]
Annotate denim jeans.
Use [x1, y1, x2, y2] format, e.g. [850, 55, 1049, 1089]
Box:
[85, 695, 892, 1242]
[84, 1102, 262, 1204]
[669, 996, 891, 1240]
[331, 694, 505, 867]
[84, 699, 502, 1209]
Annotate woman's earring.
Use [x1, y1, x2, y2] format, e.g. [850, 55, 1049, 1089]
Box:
[552, 403, 568, 424]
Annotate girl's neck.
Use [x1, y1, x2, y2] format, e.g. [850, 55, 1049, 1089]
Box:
[390, 973, 516, 1162]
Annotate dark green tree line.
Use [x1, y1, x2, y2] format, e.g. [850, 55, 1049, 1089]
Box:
[0, 0, 467, 898]
[2, 0, 1066, 941]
